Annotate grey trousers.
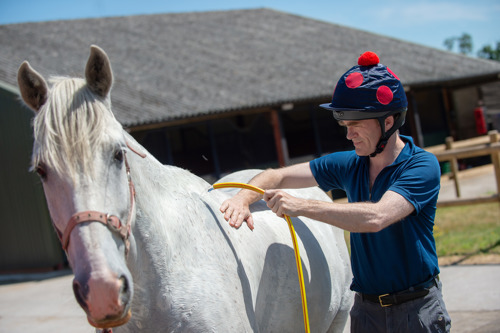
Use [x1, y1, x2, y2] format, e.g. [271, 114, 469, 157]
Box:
[350, 280, 451, 333]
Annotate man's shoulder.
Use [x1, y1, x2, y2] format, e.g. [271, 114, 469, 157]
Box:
[401, 135, 438, 162]
[413, 146, 439, 165]
[318, 150, 361, 165]
[310, 149, 363, 177]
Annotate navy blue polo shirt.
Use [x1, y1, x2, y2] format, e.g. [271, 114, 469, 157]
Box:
[310, 135, 441, 295]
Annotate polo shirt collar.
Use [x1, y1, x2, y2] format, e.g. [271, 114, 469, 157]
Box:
[394, 135, 414, 164]
[360, 134, 414, 166]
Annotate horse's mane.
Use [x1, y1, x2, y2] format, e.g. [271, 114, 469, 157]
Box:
[31, 76, 123, 179]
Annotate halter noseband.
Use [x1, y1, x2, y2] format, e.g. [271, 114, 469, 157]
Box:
[54, 142, 146, 256]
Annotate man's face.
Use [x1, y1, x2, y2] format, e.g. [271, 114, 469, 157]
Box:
[339, 119, 381, 156]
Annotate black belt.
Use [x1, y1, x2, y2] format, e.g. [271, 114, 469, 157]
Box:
[360, 277, 438, 307]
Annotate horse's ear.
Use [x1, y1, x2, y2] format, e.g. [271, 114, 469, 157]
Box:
[17, 61, 48, 113]
[85, 45, 113, 97]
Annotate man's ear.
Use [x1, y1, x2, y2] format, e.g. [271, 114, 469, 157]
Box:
[385, 115, 395, 132]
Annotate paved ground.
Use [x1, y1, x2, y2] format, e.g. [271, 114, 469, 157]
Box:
[1, 265, 499, 333]
[440, 265, 500, 333]
[1, 165, 499, 333]
[438, 164, 498, 202]
[0, 271, 90, 333]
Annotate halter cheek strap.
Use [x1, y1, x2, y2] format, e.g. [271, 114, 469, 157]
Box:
[54, 142, 145, 256]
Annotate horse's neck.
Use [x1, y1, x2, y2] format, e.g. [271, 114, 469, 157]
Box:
[127, 145, 210, 264]
[123, 146, 213, 317]
[130, 148, 210, 228]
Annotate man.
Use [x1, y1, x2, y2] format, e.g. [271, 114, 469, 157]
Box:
[220, 51, 451, 332]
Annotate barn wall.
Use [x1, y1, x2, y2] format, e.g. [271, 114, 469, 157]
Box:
[0, 83, 64, 272]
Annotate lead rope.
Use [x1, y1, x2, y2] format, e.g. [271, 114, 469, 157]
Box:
[211, 182, 310, 333]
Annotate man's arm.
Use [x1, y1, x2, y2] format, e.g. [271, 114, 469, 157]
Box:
[263, 189, 415, 233]
[219, 162, 317, 230]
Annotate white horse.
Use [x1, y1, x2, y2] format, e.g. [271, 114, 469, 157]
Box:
[17, 45, 352, 332]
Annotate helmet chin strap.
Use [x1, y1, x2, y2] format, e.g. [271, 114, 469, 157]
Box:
[370, 135, 388, 157]
[369, 110, 406, 157]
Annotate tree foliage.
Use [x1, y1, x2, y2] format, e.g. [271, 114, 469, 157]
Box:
[443, 33, 473, 55]
[444, 32, 499, 62]
[477, 41, 500, 61]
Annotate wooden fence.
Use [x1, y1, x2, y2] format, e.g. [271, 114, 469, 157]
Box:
[426, 130, 500, 207]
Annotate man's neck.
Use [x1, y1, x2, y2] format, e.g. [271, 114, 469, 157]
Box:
[369, 134, 405, 171]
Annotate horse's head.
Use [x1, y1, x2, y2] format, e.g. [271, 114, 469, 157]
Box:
[18, 45, 134, 329]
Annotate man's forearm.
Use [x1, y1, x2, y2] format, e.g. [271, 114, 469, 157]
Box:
[236, 168, 284, 205]
[299, 199, 384, 233]
[297, 191, 415, 233]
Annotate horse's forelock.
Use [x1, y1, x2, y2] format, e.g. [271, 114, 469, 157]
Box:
[31, 76, 122, 180]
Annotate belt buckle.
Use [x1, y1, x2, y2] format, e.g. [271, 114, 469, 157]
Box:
[378, 294, 392, 307]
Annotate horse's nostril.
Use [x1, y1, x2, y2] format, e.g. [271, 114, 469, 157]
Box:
[73, 280, 88, 311]
[120, 275, 128, 292]
[119, 275, 131, 306]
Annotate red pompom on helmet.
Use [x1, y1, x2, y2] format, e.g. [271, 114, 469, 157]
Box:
[357, 51, 380, 66]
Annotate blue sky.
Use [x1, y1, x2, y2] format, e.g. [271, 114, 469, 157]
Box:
[1, 0, 499, 54]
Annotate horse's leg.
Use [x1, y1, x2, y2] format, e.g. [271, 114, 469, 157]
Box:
[326, 309, 349, 333]
[326, 294, 352, 333]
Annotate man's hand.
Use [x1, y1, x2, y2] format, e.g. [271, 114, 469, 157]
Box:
[263, 189, 304, 218]
[220, 196, 255, 230]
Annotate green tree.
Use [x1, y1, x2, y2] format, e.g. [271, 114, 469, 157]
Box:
[458, 33, 473, 54]
[477, 41, 500, 61]
[443, 33, 473, 55]
[444, 37, 456, 51]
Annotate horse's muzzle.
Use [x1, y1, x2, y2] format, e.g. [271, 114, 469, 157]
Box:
[73, 274, 132, 328]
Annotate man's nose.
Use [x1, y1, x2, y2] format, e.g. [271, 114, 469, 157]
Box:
[346, 127, 356, 140]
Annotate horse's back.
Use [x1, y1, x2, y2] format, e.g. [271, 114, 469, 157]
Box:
[213, 170, 352, 332]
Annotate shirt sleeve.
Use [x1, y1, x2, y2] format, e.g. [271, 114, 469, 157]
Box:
[309, 151, 358, 192]
[388, 151, 441, 215]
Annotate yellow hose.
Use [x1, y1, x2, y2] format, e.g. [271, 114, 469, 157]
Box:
[212, 182, 310, 333]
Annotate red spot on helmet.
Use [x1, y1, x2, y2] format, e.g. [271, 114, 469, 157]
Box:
[376, 86, 393, 105]
[345, 72, 363, 88]
[358, 51, 380, 66]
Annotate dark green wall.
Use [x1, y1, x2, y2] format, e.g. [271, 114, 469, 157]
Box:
[0, 82, 64, 272]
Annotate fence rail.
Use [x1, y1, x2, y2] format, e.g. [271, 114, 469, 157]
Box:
[426, 130, 500, 207]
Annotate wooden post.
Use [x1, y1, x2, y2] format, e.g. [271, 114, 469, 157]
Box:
[488, 130, 500, 198]
[441, 88, 456, 139]
[270, 109, 290, 167]
[407, 91, 425, 147]
[445, 136, 461, 198]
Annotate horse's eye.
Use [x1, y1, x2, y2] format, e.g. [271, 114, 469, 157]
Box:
[35, 164, 47, 180]
[114, 150, 124, 163]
